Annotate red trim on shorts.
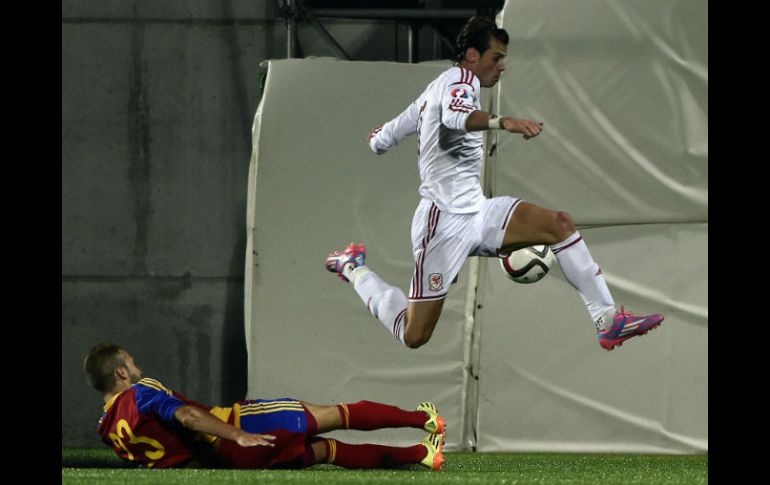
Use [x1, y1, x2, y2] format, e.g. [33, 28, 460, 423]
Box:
[502, 199, 522, 229]
[411, 203, 440, 299]
[300, 405, 319, 467]
[430, 206, 440, 238]
[408, 292, 447, 302]
[301, 403, 318, 435]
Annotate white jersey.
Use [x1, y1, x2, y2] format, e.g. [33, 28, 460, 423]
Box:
[369, 66, 484, 214]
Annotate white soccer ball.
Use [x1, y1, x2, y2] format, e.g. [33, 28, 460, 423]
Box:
[499, 245, 556, 284]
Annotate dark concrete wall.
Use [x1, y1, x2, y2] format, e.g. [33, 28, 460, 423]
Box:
[62, 0, 456, 447]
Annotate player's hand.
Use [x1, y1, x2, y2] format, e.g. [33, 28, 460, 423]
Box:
[368, 124, 383, 143]
[501, 118, 543, 140]
[234, 431, 276, 448]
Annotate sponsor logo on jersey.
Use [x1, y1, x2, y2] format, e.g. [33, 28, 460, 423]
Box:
[429, 273, 444, 291]
[450, 88, 469, 99]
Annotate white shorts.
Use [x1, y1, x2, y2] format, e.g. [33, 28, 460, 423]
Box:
[408, 196, 523, 301]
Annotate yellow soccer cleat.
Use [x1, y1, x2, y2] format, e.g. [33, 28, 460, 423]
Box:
[416, 402, 446, 435]
[420, 430, 445, 471]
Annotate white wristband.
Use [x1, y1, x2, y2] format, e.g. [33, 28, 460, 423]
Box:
[488, 116, 502, 130]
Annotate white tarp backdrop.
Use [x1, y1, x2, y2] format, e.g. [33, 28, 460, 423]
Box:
[245, 0, 706, 453]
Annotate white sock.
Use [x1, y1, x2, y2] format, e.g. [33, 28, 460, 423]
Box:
[551, 232, 616, 331]
[341, 262, 359, 282]
[349, 266, 407, 345]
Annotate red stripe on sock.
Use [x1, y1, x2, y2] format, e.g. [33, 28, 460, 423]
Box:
[336, 403, 350, 429]
[552, 235, 583, 254]
[392, 309, 407, 338]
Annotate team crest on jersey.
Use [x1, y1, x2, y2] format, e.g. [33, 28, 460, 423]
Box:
[429, 273, 444, 291]
[450, 88, 469, 99]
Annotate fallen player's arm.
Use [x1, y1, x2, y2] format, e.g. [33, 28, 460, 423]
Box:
[174, 404, 276, 448]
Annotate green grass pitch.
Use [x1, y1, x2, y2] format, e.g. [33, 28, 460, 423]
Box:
[62, 448, 707, 484]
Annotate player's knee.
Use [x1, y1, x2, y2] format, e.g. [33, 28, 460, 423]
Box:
[551, 211, 576, 242]
[403, 324, 433, 348]
[403, 301, 441, 348]
[310, 439, 329, 464]
[404, 333, 430, 349]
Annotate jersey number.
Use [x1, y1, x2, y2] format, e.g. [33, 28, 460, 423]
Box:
[109, 418, 166, 466]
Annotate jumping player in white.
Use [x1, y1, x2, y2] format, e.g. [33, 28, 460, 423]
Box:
[325, 16, 663, 351]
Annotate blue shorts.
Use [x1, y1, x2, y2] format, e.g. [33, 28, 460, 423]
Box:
[215, 397, 318, 469]
[236, 398, 309, 434]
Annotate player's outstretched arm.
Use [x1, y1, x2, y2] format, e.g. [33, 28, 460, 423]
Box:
[465, 111, 543, 140]
[368, 99, 422, 154]
[174, 404, 276, 448]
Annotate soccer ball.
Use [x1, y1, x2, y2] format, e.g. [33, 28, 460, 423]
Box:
[499, 245, 556, 284]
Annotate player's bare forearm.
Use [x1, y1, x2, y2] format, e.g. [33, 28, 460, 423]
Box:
[465, 111, 494, 131]
[174, 405, 276, 448]
[465, 110, 544, 140]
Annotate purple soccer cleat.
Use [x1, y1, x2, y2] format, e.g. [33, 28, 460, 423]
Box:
[597, 306, 664, 351]
[325, 242, 366, 282]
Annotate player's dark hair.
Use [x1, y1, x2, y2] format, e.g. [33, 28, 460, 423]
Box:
[455, 16, 509, 63]
[84, 342, 127, 392]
